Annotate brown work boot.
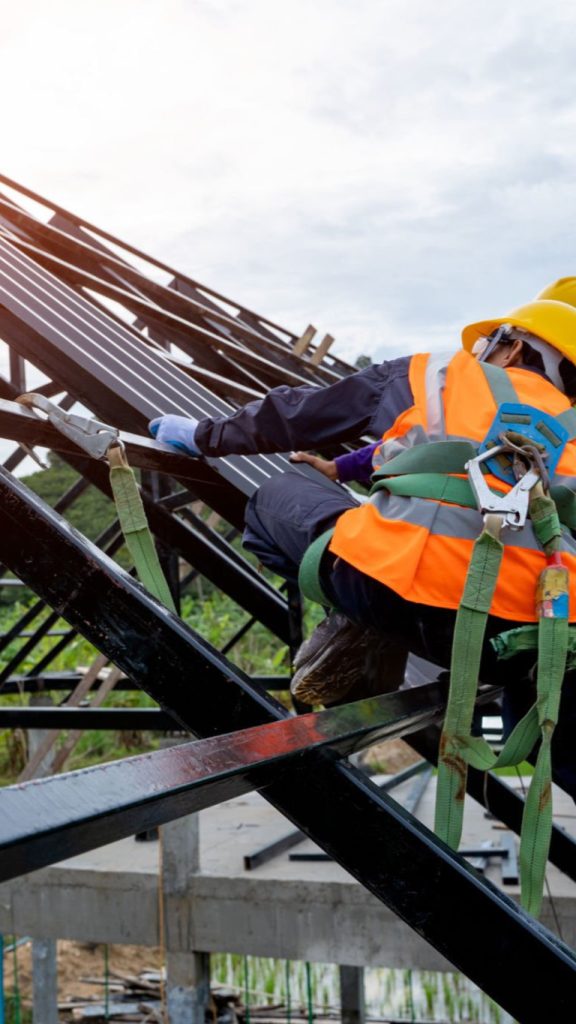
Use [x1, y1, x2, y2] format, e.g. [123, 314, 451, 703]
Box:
[290, 612, 371, 705]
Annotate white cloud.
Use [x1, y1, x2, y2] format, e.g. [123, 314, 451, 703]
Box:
[1, 0, 576, 360]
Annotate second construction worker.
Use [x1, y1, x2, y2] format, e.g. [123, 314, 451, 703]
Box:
[150, 288, 576, 802]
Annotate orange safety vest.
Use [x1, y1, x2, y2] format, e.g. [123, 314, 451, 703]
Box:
[330, 349, 576, 622]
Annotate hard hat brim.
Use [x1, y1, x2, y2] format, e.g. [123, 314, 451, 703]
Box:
[462, 300, 576, 367]
[461, 319, 508, 353]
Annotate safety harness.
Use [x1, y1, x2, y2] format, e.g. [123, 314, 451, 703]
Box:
[299, 362, 576, 917]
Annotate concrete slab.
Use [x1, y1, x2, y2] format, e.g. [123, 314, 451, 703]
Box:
[0, 773, 574, 970]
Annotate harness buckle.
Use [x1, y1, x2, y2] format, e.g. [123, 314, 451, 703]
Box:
[16, 393, 120, 460]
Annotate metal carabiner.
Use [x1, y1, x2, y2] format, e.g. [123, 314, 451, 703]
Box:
[466, 446, 541, 531]
[16, 393, 120, 460]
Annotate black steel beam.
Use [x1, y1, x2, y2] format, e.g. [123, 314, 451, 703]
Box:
[0, 469, 574, 1021]
[244, 829, 306, 871]
[0, 683, 453, 882]
[0, 304, 328, 537]
[0, 708, 176, 729]
[0, 674, 290, 695]
[0, 198, 329, 386]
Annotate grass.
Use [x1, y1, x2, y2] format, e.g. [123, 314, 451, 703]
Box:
[210, 955, 512, 1023]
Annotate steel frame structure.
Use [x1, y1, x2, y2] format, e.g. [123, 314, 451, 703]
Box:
[0, 178, 573, 1021]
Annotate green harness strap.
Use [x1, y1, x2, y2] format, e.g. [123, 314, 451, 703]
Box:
[431, 364, 570, 916]
[480, 361, 520, 405]
[108, 444, 177, 614]
[298, 527, 336, 607]
[373, 440, 477, 476]
[434, 487, 569, 917]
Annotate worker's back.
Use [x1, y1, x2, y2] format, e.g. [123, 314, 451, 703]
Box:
[330, 349, 576, 622]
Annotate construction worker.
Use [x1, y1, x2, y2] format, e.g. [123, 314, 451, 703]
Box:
[150, 298, 576, 794]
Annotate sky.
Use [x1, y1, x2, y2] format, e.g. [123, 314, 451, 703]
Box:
[2, 0, 576, 363]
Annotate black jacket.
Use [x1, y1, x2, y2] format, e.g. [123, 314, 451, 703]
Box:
[195, 356, 413, 456]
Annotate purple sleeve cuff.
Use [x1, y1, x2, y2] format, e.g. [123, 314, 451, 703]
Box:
[334, 442, 379, 485]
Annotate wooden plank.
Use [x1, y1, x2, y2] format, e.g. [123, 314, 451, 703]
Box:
[291, 324, 316, 356]
[310, 333, 335, 366]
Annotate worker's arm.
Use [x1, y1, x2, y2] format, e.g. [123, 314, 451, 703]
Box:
[193, 357, 412, 456]
[290, 442, 379, 485]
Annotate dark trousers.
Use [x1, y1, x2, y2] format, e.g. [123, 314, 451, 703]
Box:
[244, 471, 576, 799]
[244, 472, 520, 678]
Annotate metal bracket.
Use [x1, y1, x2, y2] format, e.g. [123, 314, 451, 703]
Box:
[16, 393, 119, 460]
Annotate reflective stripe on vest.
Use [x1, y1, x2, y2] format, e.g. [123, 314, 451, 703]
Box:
[369, 490, 576, 553]
[331, 350, 576, 621]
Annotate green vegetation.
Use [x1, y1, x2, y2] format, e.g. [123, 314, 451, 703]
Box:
[1, 455, 121, 609]
[0, 585, 294, 779]
[21, 454, 114, 542]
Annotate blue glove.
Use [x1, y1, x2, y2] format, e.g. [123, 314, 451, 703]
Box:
[148, 414, 202, 456]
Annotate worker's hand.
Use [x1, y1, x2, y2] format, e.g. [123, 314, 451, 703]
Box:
[290, 451, 338, 481]
[149, 414, 201, 456]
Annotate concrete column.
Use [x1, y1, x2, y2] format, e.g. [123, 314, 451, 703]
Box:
[32, 938, 58, 1024]
[162, 814, 210, 1024]
[339, 965, 365, 1024]
[166, 950, 211, 1024]
[162, 812, 200, 881]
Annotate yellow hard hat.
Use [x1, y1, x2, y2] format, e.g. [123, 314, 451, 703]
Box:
[537, 277, 576, 306]
[462, 299, 576, 366]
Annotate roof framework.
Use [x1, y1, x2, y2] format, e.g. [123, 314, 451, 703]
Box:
[0, 176, 573, 1021]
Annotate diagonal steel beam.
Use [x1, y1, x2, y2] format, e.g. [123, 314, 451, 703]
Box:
[0, 468, 575, 1020]
[0, 683, 451, 882]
